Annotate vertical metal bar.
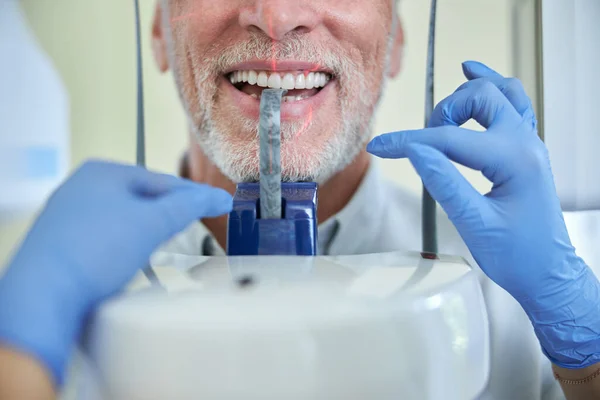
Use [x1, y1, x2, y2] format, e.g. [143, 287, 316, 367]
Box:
[133, 0, 161, 286]
[422, 0, 438, 254]
[134, 0, 146, 166]
[535, 0, 545, 141]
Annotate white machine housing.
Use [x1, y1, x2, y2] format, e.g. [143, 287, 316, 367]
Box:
[78, 252, 490, 400]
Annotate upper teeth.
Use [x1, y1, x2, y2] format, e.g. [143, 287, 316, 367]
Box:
[229, 70, 331, 90]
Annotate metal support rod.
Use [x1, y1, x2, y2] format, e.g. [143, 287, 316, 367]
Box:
[422, 0, 439, 254]
[534, 0, 545, 141]
[133, 0, 161, 286]
[134, 0, 146, 167]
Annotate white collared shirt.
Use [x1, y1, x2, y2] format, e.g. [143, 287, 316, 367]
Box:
[160, 158, 565, 400]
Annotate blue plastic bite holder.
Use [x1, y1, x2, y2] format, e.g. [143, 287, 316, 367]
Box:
[227, 182, 318, 256]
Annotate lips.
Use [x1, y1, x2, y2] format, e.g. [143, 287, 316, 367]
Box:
[221, 61, 336, 121]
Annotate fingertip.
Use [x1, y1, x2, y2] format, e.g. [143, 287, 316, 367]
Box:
[216, 189, 234, 210]
[367, 133, 407, 159]
[462, 60, 502, 80]
[366, 136, 383, 154]
[199, 187, 233, 217]
[367, 134, 393, 155]
[461, 61, 478, 80]
[462, 60, 484, 68]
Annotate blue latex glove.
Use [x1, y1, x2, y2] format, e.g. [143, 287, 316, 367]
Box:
[0, 160, 232, 386]
[367, 61, 600, 368]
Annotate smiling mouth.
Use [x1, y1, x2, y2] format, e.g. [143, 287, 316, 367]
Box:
[227, 70, 333, 102]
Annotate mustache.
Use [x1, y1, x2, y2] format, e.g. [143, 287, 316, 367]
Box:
[202, 32, 357, 77]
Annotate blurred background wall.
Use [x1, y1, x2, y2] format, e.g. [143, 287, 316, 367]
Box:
[1, 0, 513, 265]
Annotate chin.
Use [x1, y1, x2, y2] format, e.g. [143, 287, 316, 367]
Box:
[192, 79, 373, 185]
[207, 138, 330, 184]
[212, 136, 363, 185]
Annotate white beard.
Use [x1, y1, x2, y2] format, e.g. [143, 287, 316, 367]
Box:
[190, 97, 377, 184]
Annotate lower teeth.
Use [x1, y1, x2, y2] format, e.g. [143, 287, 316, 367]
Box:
[249, 93, 308, 102]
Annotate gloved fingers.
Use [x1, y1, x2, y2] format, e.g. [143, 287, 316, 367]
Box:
[71, 160, 199, 198]
[405, 143, 482, 222]
[149, 186, 233, 239]
[66, 160, 132, 186]
[130, 169, 198, 198]
[461, 60, 503, 80]
[369, 126, 495, 173]
[428, 79, 522, 130]
[461, 61, 536, 122]
[457, 73, 530, 118]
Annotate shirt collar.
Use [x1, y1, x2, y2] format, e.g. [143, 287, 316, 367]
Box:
[324, 159, 387, 255]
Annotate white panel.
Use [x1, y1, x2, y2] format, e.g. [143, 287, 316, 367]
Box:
[542, 0, 600, 210]
[0, 0, 70, 219]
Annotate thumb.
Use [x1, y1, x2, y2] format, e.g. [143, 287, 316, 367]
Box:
[130, 169, 201, 197]
[150, 185, 233, 240]
[462, 60, 503, 80]
[406, 143, 482, 223]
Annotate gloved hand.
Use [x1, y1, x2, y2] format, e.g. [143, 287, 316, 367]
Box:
[368, 61, 600, 369]
[0, 160, 232, 386]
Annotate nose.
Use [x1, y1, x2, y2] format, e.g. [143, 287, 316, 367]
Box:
[239, 0, 319, 41]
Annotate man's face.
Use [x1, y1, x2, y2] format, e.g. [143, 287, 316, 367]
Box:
[153, 0, 402, 183]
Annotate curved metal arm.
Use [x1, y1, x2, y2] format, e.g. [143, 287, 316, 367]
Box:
[133, 0, 161, 286]
[422, 0, 439, 254]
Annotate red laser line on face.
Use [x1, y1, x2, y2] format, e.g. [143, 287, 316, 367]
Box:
[293, 105, 314, 141]
[267, 13, 278, 72]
